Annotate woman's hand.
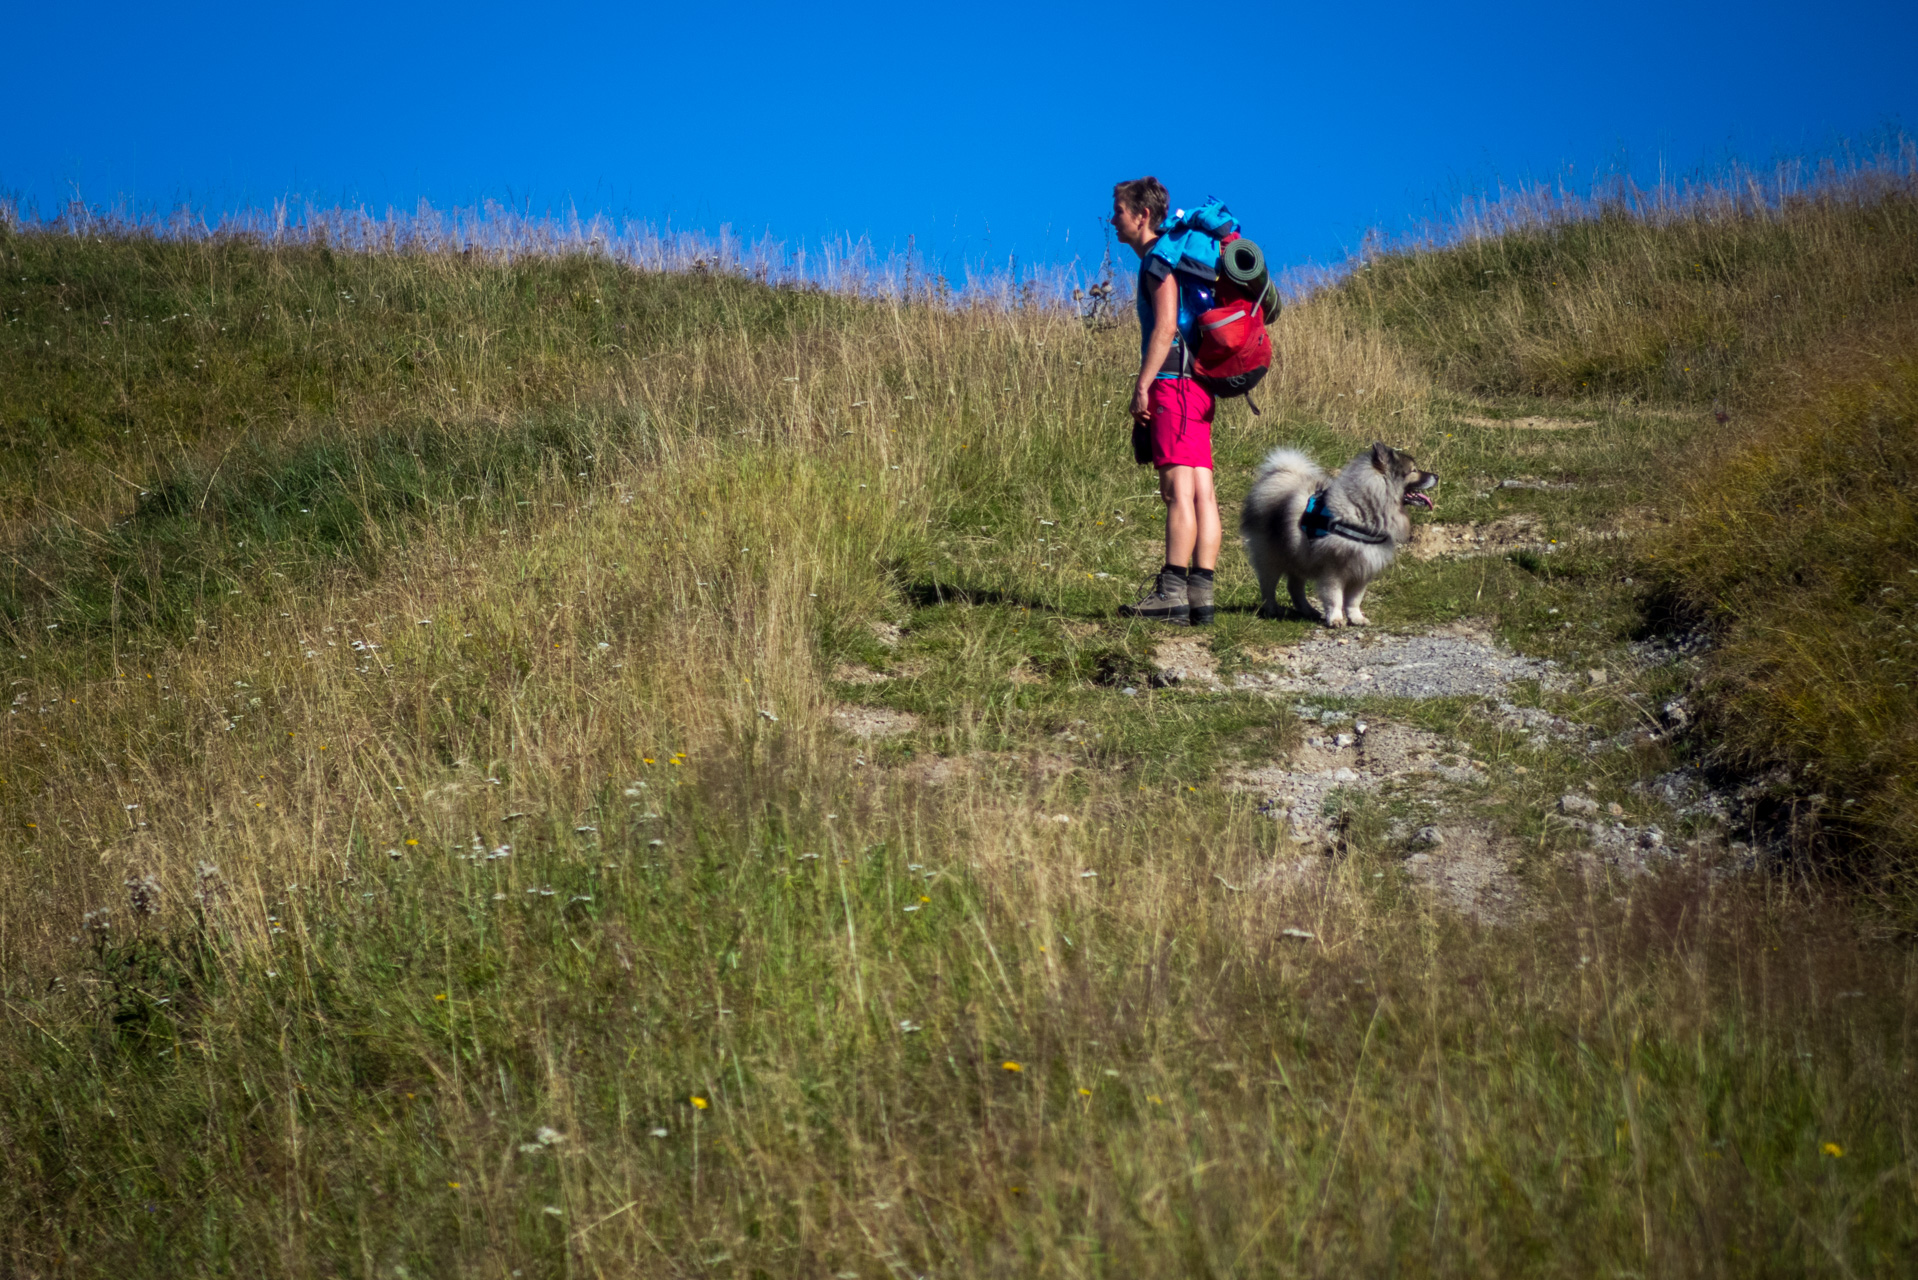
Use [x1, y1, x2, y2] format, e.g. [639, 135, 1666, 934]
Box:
[1131, 379, 1154, 422]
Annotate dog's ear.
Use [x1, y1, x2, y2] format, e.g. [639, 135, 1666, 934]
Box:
[1369, 441, 1396, 473]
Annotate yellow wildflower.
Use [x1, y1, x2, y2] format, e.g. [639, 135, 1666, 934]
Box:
[1002, 1061, 1022, 1073]
[691, 1096, 709, 1110]
[1823, 1142, 1844, 1158]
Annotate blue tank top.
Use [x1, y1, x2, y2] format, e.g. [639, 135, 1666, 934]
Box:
[1137, 258, 1215, 378]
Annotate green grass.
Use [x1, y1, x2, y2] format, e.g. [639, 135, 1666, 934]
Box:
[1333, 165, 1918, 402]
[1655, 335, 1918, 902]
[1, 182, 1916, 1278]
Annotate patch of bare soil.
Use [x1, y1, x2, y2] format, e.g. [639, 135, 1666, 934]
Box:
[1226, 626, 1566, 700]
[1409, 515, 1549, 560]
[1151, 635, 1222, 690]
[831, 658, 929, 685]
[1457, 415, 1594, 431]
[1225, 711, 1543, 921]
[1226, 722, 1484, 849]
[831, 706, 920, 738]
[1228, 718, 1528, 921]
[888, 749, 1078, 789]
[901, 754, 973, 786]
[1400, 823, 1528, 923]
[1007, 659, 1047, 685]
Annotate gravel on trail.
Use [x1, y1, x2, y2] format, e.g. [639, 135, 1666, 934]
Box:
[1236, 629, 1564, 700]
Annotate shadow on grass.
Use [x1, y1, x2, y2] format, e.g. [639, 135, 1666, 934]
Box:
[899, 578, 1062, 613]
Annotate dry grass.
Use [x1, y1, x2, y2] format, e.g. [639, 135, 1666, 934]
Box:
[1, 196, 1915, 1278]
[1330, 147, 1918, 402]
[1654, 318, 1918, 898]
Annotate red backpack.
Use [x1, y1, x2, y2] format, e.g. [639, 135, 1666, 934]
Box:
[1190, 232, 1276, 410]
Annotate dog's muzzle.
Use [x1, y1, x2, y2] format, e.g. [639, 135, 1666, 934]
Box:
[1402, 472, 1438, 510]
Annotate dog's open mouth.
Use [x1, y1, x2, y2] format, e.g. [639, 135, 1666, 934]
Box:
[1402, 490, 1436, 511]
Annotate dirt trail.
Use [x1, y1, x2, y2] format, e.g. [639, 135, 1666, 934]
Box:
[1164, 625, 1713, 920]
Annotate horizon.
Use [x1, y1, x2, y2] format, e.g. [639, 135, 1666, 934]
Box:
[6, 0, 1916, 284]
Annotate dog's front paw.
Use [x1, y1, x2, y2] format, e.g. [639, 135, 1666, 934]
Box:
[1323, 613, 1347, 629]
[1345, 609, 1369, 627]
[1257, 600, 1283, 620]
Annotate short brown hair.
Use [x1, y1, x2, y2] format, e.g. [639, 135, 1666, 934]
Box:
[1113, 176, 1169, 226]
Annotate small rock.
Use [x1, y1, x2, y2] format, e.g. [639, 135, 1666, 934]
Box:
[1586, 668, 1608, 686]
[1414, 826, 1444, 848]
[1559, 793, 1600, 816]
[1661, 698, 1691, 729]
[1639, 829, 1664, 849]
[1281, 927, 1315, 940]
[1606, 801, 1625, 817]
[1409, 853, 1433, 864]
[1333, 732, 1357, 749]
[1332, 767, 1359, 782]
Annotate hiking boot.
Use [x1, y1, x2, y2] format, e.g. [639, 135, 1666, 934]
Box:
[1186, 573, 1215, 625]
[1119, 570, 1190, 624]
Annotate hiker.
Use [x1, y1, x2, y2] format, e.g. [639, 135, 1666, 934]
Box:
[1111, 176, 1221, 626]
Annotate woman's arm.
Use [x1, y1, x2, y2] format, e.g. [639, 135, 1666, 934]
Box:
[1132, 269, 1181, 421]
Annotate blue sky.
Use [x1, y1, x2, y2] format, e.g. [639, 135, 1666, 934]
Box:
[5, 1, 1914, 279]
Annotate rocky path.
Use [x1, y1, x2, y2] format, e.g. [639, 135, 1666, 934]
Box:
[1153, 626, 1724, 921]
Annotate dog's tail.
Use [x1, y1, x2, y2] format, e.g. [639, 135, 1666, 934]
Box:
[1242, 448, 1325, 532]
[1250, 447, 1323, 490]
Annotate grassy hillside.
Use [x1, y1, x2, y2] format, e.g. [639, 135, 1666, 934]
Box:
[1657, 327, 1918, 897]
[1335, 163, 1918, 401]
[1, 178, 1915, 1279]
[1328, 154, 1918, 903]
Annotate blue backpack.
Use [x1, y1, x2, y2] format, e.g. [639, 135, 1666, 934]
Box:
[1141, 199, 1280, 402]
[1141, 199, 1237, 352]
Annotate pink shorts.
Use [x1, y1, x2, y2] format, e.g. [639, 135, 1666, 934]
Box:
[1148, 378, 1215, 469]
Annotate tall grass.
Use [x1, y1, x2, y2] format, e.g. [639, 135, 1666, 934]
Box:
[1327, 141, 1918, 402]
[1, 171, 1916, 1277]
[0, 194, 1087, 303]
[1655, 321, 1918, 898]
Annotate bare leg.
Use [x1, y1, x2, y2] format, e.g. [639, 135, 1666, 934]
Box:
[1345, 580, 1370, 627]
[1159, 465, 1198, 568]
[1319, 578, 1347, 628]
[1286, 573, 1317, 620]
[1191, 467, 1221, 570]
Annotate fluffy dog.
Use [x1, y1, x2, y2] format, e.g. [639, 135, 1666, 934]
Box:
[1240, 442, 1438, 627]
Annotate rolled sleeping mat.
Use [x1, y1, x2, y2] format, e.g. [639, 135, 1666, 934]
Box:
[1219, 237, 1270, 300]
[1259, 279, 1282, 323]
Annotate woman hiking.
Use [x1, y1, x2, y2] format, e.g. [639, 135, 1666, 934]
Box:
[1111, 175, 1221, 626]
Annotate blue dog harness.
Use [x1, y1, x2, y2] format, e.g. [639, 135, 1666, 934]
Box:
[1301, 491, 1391, 545]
